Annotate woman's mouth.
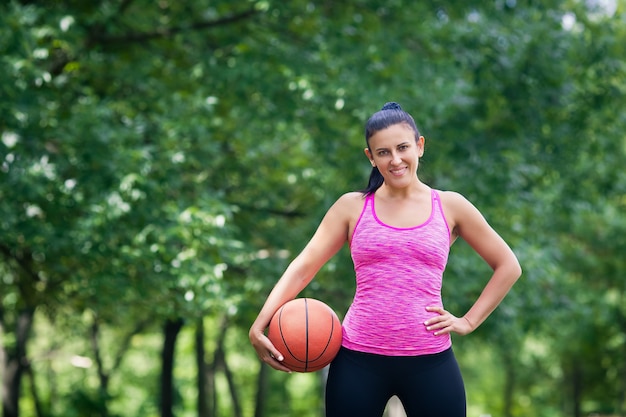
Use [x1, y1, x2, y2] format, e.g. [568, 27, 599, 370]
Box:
[389, 167, 407, 176]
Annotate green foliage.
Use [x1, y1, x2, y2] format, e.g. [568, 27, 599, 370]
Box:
[1, 0, 625, 416]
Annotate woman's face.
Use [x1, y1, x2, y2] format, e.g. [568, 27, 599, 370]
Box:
[364, 123, 424, 188]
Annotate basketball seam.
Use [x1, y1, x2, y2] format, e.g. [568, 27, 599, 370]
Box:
[278, 306, 300, 365]
[304, 298, 310, 371]
[310, 314, 335, 361]
[275, 298, 340, 372]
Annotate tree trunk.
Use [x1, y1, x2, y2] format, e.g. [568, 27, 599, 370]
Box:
[253, 362, 268, 417]
[571, 361, 583, 417]
[561, 357, 583, 417]
[0, 309, 5, 413]
[160, 318, 184, 417]
[214, 318, 242, 417]
[90, 320, 110, 417]
[2, 307, 35, 417]
[195, 318, 210, 417]
[217, 348, 243, 417]
[88, 315, 152, 417]
[618, 309, 626, 415]
[503, 355, 516, 417]
[621, 346, 626, 416]
[207, 356, 217, 417]
[25, 364, 45, 417]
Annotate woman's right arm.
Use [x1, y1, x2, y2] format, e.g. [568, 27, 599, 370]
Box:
[248, 193, 358, 372]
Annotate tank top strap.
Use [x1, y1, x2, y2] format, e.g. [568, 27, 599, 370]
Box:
[365, 193, 374, 207]
[431, 189, 451, 239]
[350, 194, 373, 246]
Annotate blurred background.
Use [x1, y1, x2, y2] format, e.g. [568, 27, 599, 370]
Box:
[1, 1, 625, 416]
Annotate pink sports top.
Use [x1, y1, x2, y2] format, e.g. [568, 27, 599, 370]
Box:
[341, 189, 452, 356]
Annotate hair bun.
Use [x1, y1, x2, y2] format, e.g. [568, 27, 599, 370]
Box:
[381, 102, 402, 111]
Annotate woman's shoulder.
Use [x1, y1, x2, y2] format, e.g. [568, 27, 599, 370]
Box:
[436, 189, 485, 223]
[436, 189, 468, 205]
[338, 191, 367, 202]
[327, 192, 366, 215]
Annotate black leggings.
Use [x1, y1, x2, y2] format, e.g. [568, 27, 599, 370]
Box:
[325, 347, 466, 417]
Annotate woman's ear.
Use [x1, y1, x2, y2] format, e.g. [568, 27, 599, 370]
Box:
[417, 136, 425, 157]
[364, 147, 375, 166]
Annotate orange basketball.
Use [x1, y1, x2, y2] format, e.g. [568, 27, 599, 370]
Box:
[268, 298, 342, 372]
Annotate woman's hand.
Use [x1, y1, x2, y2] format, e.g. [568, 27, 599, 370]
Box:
[249, 327, 293, 373]
[424, 306, 474, 336]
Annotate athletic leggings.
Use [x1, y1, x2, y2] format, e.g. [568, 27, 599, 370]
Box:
[325, 347, 466, 417]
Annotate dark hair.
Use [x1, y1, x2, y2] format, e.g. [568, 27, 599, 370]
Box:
[361, 102, 421, 196]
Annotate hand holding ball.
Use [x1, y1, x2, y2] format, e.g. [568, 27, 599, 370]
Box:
[268, 298, 342, 372]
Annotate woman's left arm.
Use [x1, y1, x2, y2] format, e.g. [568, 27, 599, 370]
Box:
[425, 191, 522, 336]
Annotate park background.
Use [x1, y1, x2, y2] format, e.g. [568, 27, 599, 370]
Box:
[1, 1, 625, 416]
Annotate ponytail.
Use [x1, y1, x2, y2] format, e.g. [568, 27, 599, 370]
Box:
[361, 166, 384, 196]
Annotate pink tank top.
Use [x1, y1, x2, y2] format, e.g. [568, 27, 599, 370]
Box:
[342, 189, 452, 356]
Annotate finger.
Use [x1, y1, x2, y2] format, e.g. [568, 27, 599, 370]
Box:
[426, 320, 449, 332]
[265, 354, 292, 373]
[268, 349, 285, 362]
[424, 312, 448, 326]
[268, 350, 284, 362]
[434, 317, 466, 336]
[256, 334, 285, 362]
[431, 321, 454, 335]
[434, 327, 452, 336]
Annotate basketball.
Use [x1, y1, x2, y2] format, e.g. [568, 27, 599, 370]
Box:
[267, 298, 342, 372]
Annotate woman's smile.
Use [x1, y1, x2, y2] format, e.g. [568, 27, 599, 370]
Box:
[389, 166, 408, 176]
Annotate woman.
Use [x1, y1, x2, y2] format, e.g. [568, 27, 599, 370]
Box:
[249, 102, 522, 417]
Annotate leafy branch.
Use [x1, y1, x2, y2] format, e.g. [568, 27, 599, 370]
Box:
[87, 7, 259, 46]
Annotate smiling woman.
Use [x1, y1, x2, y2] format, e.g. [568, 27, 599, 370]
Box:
[364, 123, 423, 190]
[360, 102, 423, 195]
[249, 102, 522, 417]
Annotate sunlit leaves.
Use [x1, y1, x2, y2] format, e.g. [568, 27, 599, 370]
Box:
[1, 0, 625, 415]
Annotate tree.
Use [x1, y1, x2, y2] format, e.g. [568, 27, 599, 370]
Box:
[1, 0, 625, 416]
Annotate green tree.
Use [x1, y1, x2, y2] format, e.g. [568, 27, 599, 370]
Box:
[1, 0, 625, 416]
